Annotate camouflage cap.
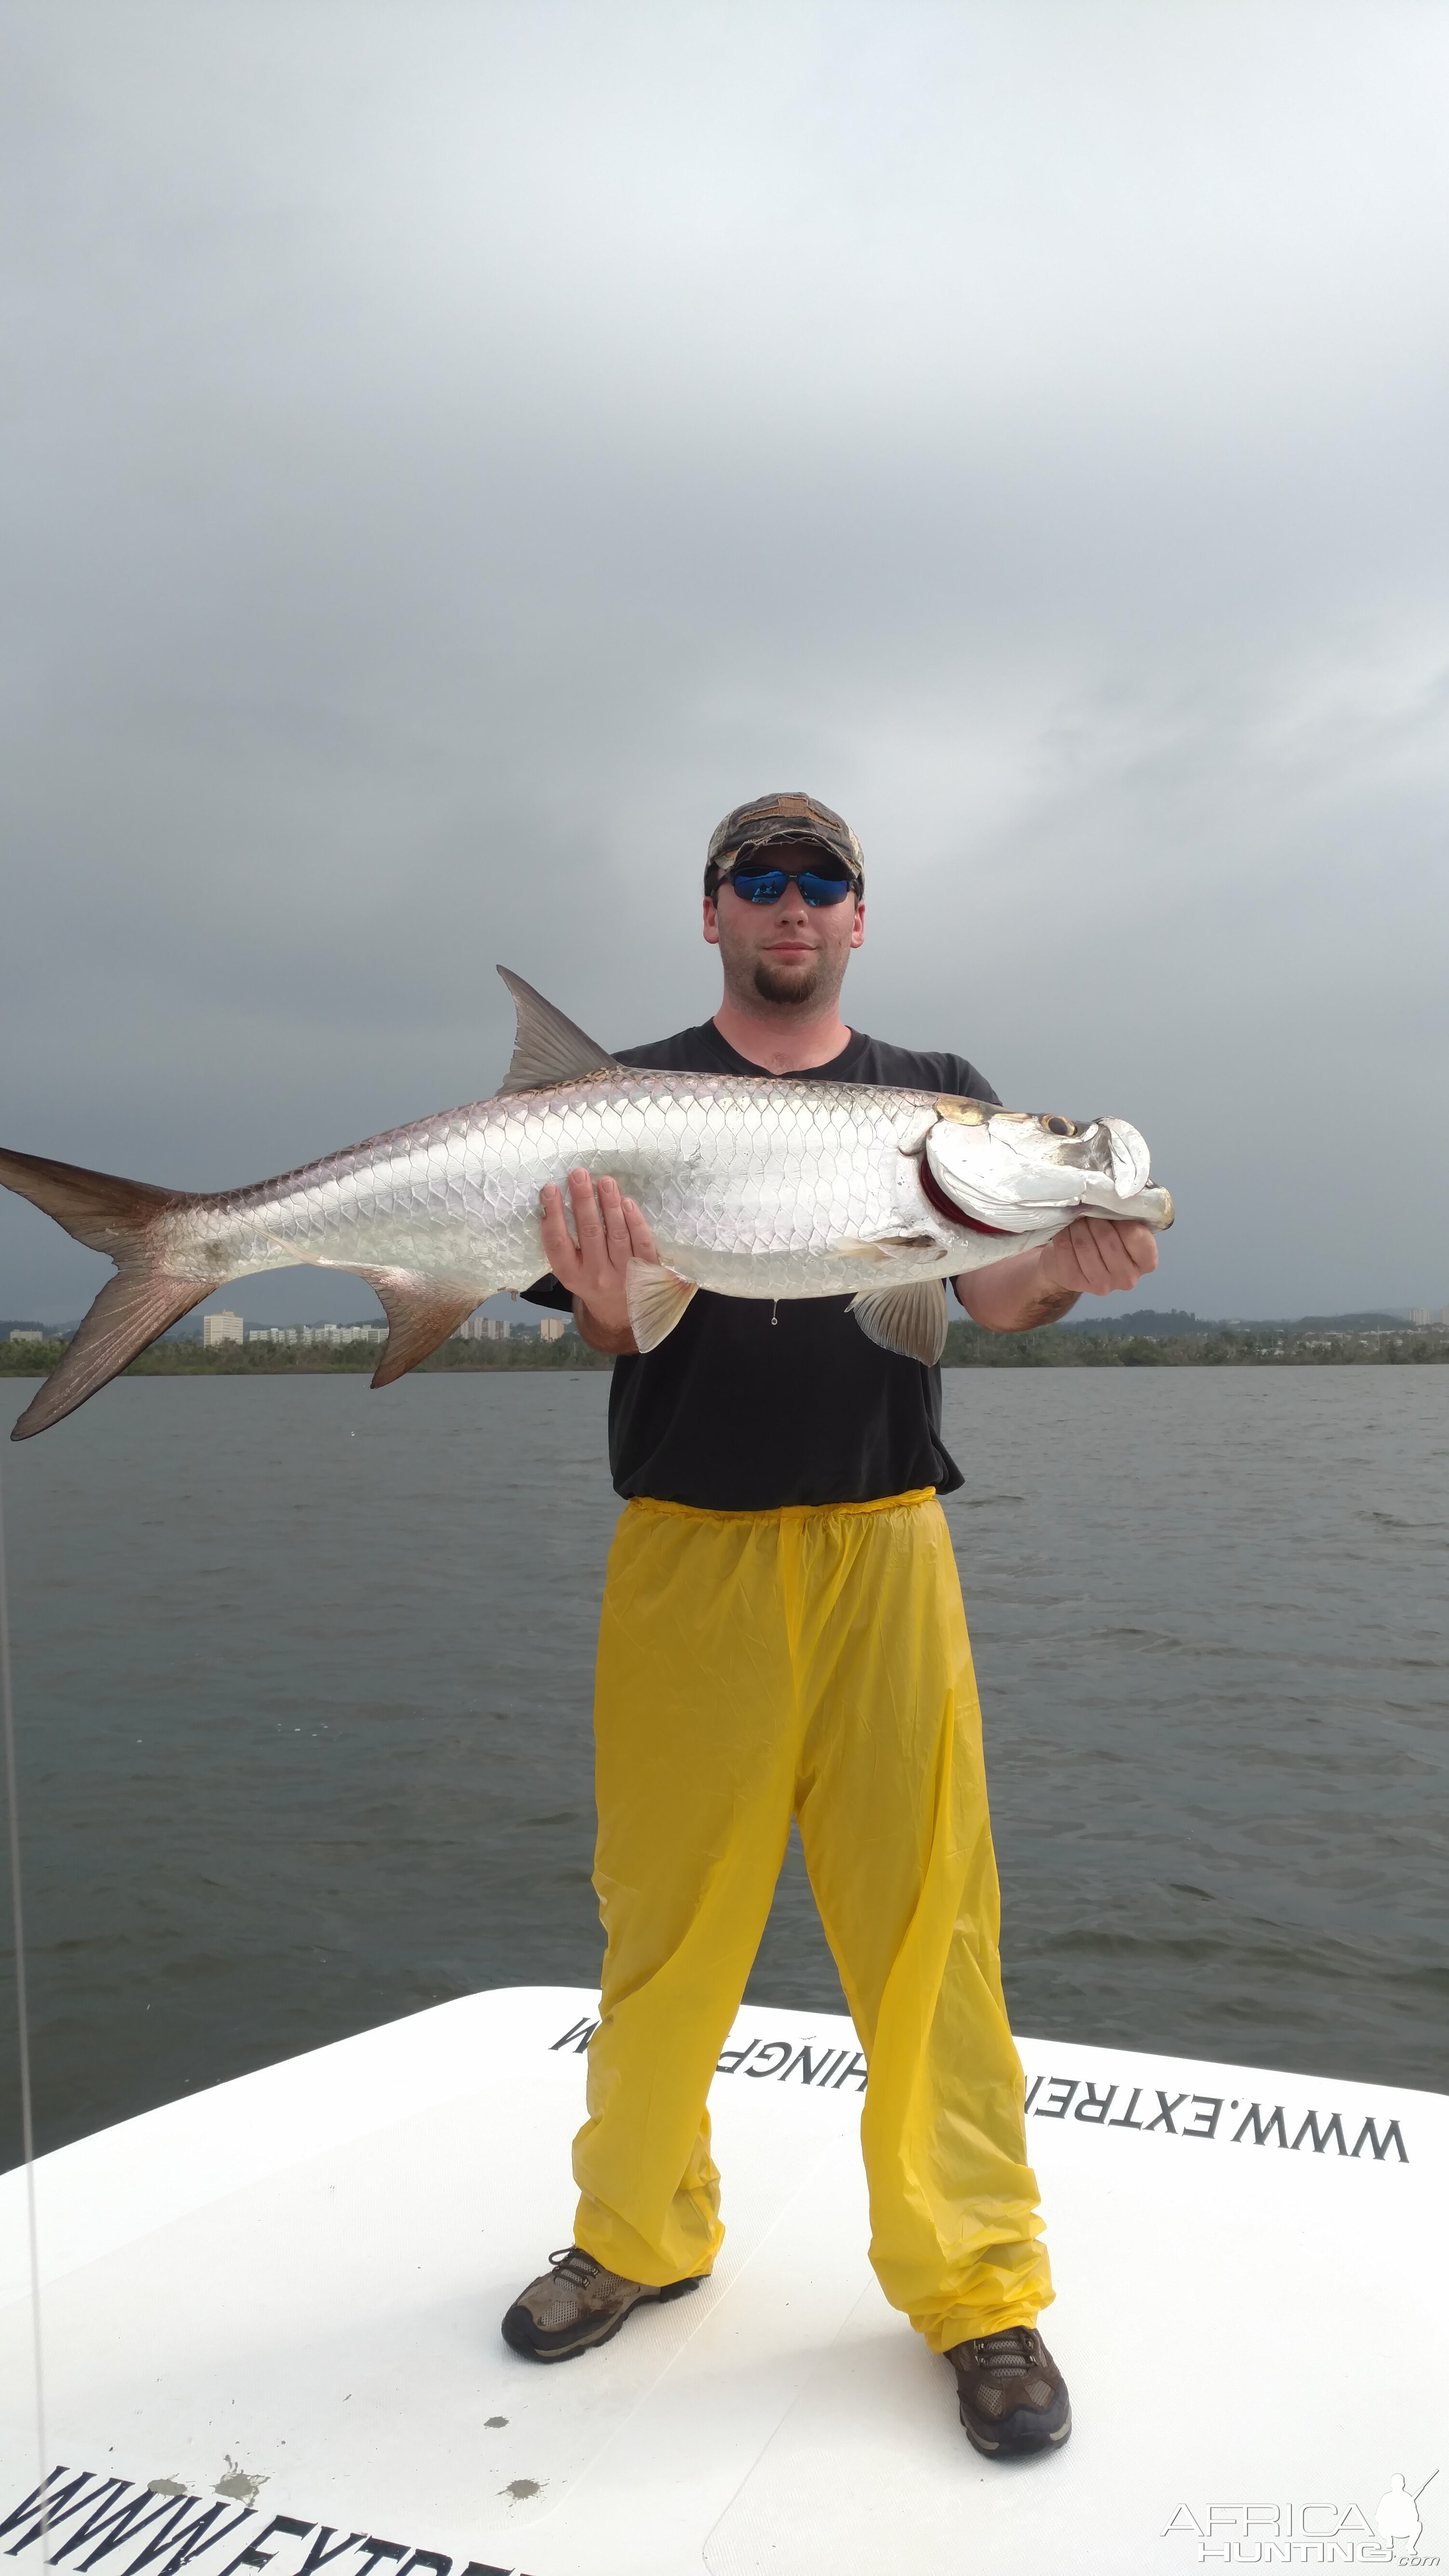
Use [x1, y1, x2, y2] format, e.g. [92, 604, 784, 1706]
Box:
[705, 791, 864, 894]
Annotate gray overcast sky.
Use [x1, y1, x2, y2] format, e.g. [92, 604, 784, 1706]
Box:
[2, 0, 1446, 1325]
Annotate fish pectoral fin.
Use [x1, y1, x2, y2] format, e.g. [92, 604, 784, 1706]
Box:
[834, 1230, 942, 1261]
[347, 1269, 483, 1386]
[850, 1277, 949, 1366]
[494, 967, 620, 1095]
[625, 1259, 699, 1353]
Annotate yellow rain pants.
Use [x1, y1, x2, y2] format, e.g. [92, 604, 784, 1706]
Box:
[571, 1488, 1053, 2352]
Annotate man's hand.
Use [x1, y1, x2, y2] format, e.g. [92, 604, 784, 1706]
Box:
[538, 1169, 658, 1353]
[958, 1217, 1158, 1334]
[1039, 1216, 1160, 1302]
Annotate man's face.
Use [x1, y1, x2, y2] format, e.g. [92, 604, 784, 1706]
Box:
[703, 838, 865, 1009]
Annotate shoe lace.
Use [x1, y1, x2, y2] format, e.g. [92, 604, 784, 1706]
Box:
[547, 2244, 603, 2285]
[973, 2329, 1039, 2377]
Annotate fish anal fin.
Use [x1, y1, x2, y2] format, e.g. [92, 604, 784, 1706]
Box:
[625, 1259, 698, 1354]
[495, 967, 619, 1096]
[850, 1277, 949, 1366]
[349, 1270, 485, 1387]
[10, 1272, 223, 1441]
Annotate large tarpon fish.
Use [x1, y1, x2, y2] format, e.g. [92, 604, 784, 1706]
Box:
[0, 969, 1173, 1439]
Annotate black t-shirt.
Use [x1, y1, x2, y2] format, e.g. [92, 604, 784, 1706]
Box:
[523, 1020, 999, 1510]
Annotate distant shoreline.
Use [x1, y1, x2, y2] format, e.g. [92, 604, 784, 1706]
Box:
[3, 1324, 1447, 1379]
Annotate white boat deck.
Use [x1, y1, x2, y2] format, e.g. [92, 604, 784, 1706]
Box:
[0, 1986, 1443, 2573]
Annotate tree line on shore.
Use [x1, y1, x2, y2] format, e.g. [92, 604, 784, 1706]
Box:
[2, 1321, 1446, 1379]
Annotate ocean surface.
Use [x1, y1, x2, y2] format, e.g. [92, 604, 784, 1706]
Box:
[1, 1368, 1445, 2160]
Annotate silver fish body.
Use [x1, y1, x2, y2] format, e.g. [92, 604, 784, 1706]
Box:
[0, 970, 1172, 1437]
[171, 1071, 1159, 1300]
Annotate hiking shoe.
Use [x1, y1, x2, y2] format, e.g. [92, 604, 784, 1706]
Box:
[946, 2327, 1072, 2457]
[501, 2245, 705, 2362]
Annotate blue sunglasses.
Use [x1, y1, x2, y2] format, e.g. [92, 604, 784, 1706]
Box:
[724, 861, 856, 908]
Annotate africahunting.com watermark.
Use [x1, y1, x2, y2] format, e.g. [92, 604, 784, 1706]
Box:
[1161, 2471, 1438, 2564]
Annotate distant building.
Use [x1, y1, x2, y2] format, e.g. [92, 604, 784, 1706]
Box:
[245, 1323, 383, 1346]
[537, 1314, 566, 1342]
[1410, 1307, 1430, 1328]
[455, 1316, 510, 1341]
[8, 1327, 45, 1343]
[203, 1311, 244, 1349]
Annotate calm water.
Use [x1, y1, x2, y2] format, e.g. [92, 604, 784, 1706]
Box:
[1, 1368, 1445, 2160]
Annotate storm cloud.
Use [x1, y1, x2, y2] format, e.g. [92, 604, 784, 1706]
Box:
[2, 0, 1446, 1324]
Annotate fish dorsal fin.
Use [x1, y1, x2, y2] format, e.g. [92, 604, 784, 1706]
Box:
[849, 1277, 948, 1366]
[495, 967, 619, 1096]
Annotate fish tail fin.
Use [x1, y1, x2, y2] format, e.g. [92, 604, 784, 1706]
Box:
[0, 1144, 187, 1256]
[0, 1146, 219, 1441]
[10, 1273, 223, 1441]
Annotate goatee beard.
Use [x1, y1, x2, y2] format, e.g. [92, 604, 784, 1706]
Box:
[752, 957, 821, 1008]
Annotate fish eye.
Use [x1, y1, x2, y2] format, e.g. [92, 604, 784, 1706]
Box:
[1042, 1115, 1076, 1138]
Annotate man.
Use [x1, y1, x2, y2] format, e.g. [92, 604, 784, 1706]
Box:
[502, 791, 1157, 2457]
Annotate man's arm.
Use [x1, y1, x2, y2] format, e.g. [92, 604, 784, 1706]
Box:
[956, 1216, 1159, 1333]
[572, 1300, 638, 1356]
